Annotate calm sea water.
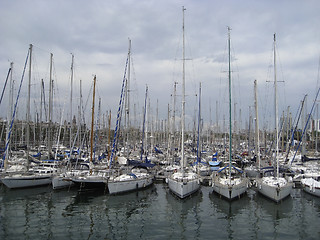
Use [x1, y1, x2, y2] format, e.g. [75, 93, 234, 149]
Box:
[0, 183, 319, 240]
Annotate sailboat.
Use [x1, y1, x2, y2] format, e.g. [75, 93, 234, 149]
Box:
[244, 80, 261, 178]
[107, 41, 154, 195]
[72, 75, 110, 191]
[52, 54, 77, 190]
[193, 82, 211, 177]
[107, 85, 154, 194]
[1, 45, 54, 189]
[211, 27, 248, 200]
[166, 6, 201, 199]
[301, 177, 320, 197]
[256, 34, 293, 202]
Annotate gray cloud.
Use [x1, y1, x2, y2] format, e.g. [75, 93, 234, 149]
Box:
[1, 0, 320, 131]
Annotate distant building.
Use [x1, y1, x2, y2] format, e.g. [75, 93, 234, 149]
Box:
[309, 118, 320, 132]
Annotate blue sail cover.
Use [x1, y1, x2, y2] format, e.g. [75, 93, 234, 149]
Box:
[32, 152, 41, 158]
[209, 160, 220, 166]
[154, 147, 163, 154]
[128, 159, 155, 168]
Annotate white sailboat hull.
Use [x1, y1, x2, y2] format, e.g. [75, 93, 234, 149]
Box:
[301, 178, 320, 197]
[257, 177, 293, 202]
[167, 172, 201, 199]
[1, 174, 52, 189]
[72, 175, 108, 190]
[167, 177, 200, 199]
[52, 175, 74, 190]
[212, 176, 248, 200]
[108, 176, 153, 194]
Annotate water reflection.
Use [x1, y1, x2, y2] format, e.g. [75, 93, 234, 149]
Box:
[166, 185, 203, 239]
[1, 185, 52, 202]
[255, 190, 293, 220]
[1, 184, 320, 239]
[0, 185, 54, 240]
[250, 188, 294, 239]
[103, 185, 157, 239]
[209, 189, 250, 217]
[209, 188, 252, 239]
[302, 188, 320, 211]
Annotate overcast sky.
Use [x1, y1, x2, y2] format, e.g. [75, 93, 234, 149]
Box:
[1, 0, 320, 132]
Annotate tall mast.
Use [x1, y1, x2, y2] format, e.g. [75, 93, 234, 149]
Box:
[26, 44, 32, 170]
[228, 27, 232, 181]
[127, 39, 131, 128]
[181, 6, 186, 174]
[254, 79, 260, 168]
[108, 110, 111, 160]
[141, 85, 148, 161]
[4, 62, 14, 170]
[173, 81, 177, 148]
[79, 79, 82, 148]
[125, 39, 131, 158]
[48, 53, 53, 158]
[90, 75, 96, 174]
[197, 82, 202, 163]
[316, 103, 319, 153]
[40, 78, 44, 149]
[70, 54, 74, 151]
[274, 33, 279, 179]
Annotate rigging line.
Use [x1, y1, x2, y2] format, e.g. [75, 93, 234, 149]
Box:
[290, 88, 320, 166]
[0, 67, 11, 106]
[81, 80, 93, 128]
[32, 44, 51, 54]
[275, 46, 287, 111]
[109, 52, 130, 167]
[284, 96, 306, 162]
[1, 49, 29, 166]
[140, 85, 148, 161]
[230, 38, 242, 121]
[316, 54, 320, 93]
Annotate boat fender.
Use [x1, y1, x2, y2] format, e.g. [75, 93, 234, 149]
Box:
[165, 178, 168, 184]
[259, 184, 262, 190]
[143, 183, 146, 188]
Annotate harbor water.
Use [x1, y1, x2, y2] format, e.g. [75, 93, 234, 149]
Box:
[0, 183, 319, 240]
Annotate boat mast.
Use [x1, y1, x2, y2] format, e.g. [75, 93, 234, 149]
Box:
[173, 81, 177, 152]
[141, 85, 148, 161]
[79, 79, 82, 148]
[108, 110, 111, 160]
[70, 54, 74, 152]
[125, 39, 131, 158]
[316, 103, 319, 153]
[181, 6, 186, 174]
[90, 75, 96, 174]
[228, 27, 232, 181]
[26, 44, 32, 170]
[254, 79, 260, 168]
[197, 82, 202, 164]
[4, 62, 13, 170]
[274, 33, 279, 179]
[40, 78, 44, 149]
[48, 53, 53, 158]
